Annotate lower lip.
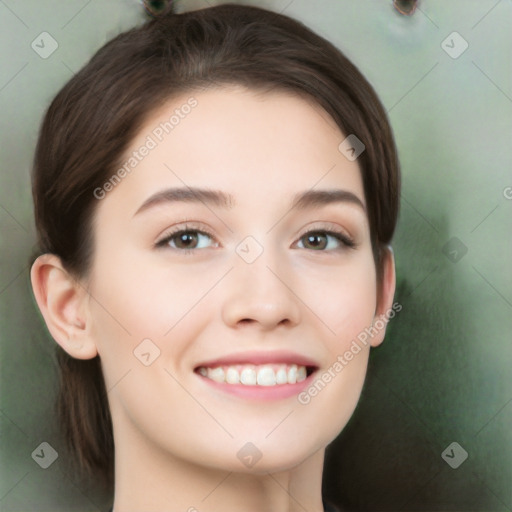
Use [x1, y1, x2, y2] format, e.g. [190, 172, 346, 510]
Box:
[195, 370, 317, 401]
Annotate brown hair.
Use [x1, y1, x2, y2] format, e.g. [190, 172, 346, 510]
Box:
[32, 2, 400, 488]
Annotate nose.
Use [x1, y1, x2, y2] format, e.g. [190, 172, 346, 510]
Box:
[221, 248, 302, 332]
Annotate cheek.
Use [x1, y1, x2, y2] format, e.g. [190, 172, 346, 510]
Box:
[294, 260, 376, 440]
[293, 253, 378, 348]
[87, 253, 218, 338]
[288, 253, 377, 433]
[85, 252, 224, 390]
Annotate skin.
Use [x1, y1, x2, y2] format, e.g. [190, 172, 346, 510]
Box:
[31, 85, 395, 512]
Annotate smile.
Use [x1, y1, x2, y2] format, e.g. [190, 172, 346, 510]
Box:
[196, 363, 313, 386]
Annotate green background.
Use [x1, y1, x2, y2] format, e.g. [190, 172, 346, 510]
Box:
[1, 1, 511, 510]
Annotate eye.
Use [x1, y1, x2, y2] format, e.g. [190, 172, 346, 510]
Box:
[296, 229, 356, 251]
[155, 225, 217, 252]
[155, 224, 356, 254]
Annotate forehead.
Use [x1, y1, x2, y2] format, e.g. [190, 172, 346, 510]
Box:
[98, 85, 365, 217]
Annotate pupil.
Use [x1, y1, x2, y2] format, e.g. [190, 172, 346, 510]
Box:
[307, 233, 325, 249]
[179, 232, 196, 248]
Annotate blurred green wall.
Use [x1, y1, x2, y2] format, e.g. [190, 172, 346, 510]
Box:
[1, 1, 510, 510]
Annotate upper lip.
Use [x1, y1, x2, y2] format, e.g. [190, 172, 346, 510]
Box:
[194, 350, 320, 369]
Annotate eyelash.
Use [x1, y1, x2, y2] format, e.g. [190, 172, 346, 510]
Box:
[155, 223, 357, 255]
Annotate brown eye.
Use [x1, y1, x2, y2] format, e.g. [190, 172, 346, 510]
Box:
[297, 230, 355, 251]
[173, 232, 199, 249]
[156, 228, 217, 252]
[302, 232, 328, 250]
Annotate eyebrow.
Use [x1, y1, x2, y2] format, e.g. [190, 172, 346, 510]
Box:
[133, 186, 365, 216]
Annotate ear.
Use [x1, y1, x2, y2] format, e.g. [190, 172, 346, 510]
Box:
[30, 254, 98, 359]
[370, 245, 397, 348]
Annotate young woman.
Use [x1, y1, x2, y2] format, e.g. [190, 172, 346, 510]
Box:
[30, 3, 400, 511]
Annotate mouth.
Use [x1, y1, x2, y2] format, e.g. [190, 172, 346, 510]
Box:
[193, 351, 319, 400]
[194, 363, 317, 386]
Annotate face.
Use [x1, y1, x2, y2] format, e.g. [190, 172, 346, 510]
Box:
[85, 86, 388, 474]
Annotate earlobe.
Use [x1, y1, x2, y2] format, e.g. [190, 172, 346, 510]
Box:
[30, 254, 98, 359]
[370, 245, 397, 348]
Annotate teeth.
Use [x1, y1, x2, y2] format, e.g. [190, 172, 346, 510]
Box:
[276, 367, 288, 384]
[201, 364, 311, 386]
[208, 367, 225, 383]
[225, 367, 240, 384]
[256, 366, 276, 386]
[288, 364, 297, 384]
[240, 367, 257, 385]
